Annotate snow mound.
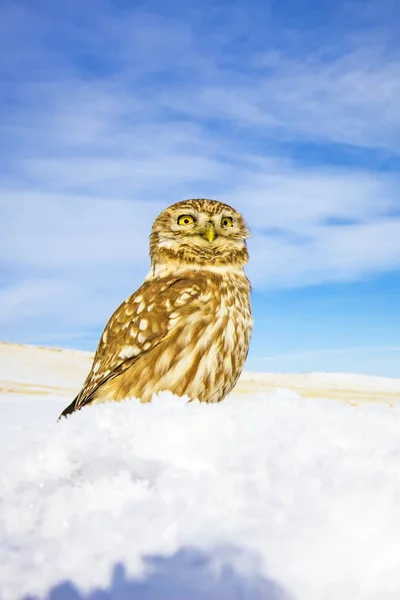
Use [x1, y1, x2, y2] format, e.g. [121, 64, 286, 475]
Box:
[1, 390, 400, 600]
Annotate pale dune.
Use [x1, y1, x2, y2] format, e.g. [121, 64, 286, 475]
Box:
[1, 341, 399, 405]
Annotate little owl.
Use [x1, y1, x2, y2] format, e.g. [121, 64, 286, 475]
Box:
[60, 199, 252, 418]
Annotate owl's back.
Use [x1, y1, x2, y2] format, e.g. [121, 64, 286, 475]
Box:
[93, 270, 252, 405]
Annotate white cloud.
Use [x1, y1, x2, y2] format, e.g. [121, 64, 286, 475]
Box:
[0, 193, 158, 268]
[1, 163, 399, 345]
[249, 346, 400, 378]
[158, 43, 400, 152]
[247, 216, 400, 288]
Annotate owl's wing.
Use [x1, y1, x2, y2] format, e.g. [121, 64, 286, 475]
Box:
[59, 276, 207, 418]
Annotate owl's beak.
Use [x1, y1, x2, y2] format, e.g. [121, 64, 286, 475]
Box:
[202, 222, 216, 243]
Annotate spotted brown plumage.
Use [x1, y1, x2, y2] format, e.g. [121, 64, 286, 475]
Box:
[59, 198, 252, 418]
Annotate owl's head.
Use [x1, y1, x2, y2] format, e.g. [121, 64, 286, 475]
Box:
[150, 199, 250, 269]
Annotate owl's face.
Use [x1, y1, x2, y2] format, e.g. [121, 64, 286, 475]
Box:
[150, 199, 250, 267]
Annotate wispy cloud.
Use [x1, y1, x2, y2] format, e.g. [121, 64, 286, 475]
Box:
[1, 0, 399, 353]
[248, 345, 400, 378]
[168, 47, 400, 151]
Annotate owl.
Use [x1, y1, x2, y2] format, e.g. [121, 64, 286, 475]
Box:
[59, 199, 252, 418]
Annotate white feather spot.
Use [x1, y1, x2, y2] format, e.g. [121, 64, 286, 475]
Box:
[139, 319, 148, 331]
[200, 293, 212, 302]
[137, 302, 145, 313]
[119, 345, 140, 359]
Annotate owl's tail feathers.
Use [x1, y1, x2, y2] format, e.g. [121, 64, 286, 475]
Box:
[58, 396, 80, 420]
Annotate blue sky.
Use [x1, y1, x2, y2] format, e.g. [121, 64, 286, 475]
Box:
[1, 0, 400, 376]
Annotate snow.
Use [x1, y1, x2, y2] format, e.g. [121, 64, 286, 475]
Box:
[1, 345, 400, 599]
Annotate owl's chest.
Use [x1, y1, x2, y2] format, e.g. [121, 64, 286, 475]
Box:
[196, 275, 252, 364]
[150, 271, 252, 403]
[214, 273, 251, 320]
[184, 280, 251, 402]
[217, 286, 252, 347]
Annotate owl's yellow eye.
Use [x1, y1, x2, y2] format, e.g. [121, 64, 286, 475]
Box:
[177, 214, 196, 226]
[221, 216, 233, 227]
